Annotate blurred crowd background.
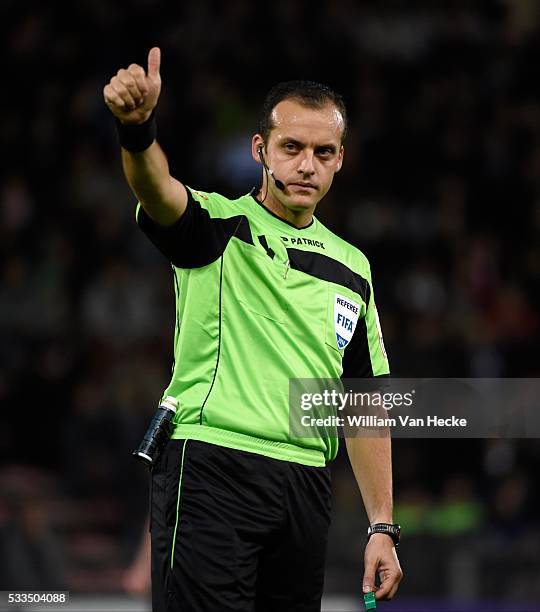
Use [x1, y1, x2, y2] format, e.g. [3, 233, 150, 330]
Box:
[2, 0, 540, 608]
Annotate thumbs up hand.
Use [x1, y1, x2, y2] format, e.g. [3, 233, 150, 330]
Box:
[103, 47, 162, 125]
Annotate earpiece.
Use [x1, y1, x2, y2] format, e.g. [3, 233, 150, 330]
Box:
[257, 144, 285, 191]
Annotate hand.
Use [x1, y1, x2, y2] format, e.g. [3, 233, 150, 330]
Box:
[122, 562, 151, 597]
[103, 47, 162, 125]
[362, 533, 403, 601]
[122, 529, 151, 596]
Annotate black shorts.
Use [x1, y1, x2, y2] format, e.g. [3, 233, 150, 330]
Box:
[150, 439, 332, 612]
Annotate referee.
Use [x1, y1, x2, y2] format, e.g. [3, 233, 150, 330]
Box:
[104, 47, 403, 611]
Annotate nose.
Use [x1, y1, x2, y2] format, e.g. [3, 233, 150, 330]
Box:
[297, 150, 315, 176]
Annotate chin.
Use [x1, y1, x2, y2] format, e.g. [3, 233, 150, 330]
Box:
[285, 195, 317, 210]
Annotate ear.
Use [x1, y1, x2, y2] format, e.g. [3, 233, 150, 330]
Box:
[335, 145, 344, 173]
[252, 135, 265, 164]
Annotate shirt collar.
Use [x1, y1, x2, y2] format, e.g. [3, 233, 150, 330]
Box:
[249, 187, 315, 230]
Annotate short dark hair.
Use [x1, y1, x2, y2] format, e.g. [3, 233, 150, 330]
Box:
[258, 80, 348, 144]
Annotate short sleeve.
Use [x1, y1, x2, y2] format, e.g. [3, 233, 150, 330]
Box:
[341, 269, 390, 379]
[136, 188, 252, 268]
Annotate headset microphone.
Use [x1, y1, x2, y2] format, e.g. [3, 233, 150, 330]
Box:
[257, 145, 285, 191]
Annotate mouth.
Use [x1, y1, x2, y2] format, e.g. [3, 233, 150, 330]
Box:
[288, 182, 317, 191]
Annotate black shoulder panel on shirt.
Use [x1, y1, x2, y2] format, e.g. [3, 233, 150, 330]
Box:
[286, 248, 371, 304]
[137, 191, 253, 268]
[341, 317, 373, 378]
[341, 320, 392, 380]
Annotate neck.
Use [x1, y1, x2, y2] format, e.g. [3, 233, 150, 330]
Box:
[257, 186, 314, 229]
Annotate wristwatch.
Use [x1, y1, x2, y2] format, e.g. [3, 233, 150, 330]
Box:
[367, 523, 401, 547]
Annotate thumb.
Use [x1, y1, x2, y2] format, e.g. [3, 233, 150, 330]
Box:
[147, 47, 161, 78]
[362, 559, 377, 593]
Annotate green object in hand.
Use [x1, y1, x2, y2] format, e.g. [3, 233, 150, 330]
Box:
[363, 591, 376, 610]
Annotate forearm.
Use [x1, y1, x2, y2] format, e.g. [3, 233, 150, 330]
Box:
[345, 433, 393, 523]
[121, 142, 187, 226]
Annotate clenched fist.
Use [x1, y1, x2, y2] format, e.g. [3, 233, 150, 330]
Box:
[103, 47, 161, 125]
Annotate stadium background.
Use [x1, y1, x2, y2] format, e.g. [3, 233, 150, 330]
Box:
[1, 1, 540, 610]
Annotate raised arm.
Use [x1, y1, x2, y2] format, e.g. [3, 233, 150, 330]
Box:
[103, 47, 187, 226]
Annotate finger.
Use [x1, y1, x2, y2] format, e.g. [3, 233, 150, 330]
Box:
[110, 78, 138, 110]
[374, 571, 401, 601]
[116, 69, 145, 105]
[387, 570, 404, 600]
[127, 64, 149, 97]
[103, 84, 129, 111]
[374, 578, 392, 600]
[147, 46, 161, 79]
[362, 559, 377, 594]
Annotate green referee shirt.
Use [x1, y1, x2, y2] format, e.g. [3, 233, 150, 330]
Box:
[136, 187, 389, 467]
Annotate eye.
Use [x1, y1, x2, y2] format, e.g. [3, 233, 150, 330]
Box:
[284, 142, 298, 152]
[317, 147, 334, 158]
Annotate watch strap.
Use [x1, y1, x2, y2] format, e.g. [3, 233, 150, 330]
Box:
[367, 522, 401, 547]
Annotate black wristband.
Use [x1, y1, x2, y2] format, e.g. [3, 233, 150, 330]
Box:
[367, 522, 401, 547]
[115, 112, 157, 153]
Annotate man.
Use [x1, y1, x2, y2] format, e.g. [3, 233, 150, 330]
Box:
[103, 47, 402, 612]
